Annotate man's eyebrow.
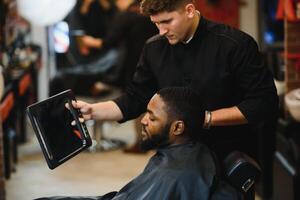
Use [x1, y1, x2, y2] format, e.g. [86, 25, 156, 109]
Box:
[147, 109, 154, 115]
[160, 19, 172, 23]
[152, 18, 172, 24]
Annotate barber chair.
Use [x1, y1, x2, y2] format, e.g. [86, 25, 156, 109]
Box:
[273, 118, 300, 200]
[4, 128, 17, 176]
[223, 151, 262, 200]
[1, 84, 18, 179]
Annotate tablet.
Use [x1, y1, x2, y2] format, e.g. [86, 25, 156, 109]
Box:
[26, 89, 92, 169]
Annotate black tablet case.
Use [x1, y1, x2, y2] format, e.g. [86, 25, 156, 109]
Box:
[27, 89, 92, 169]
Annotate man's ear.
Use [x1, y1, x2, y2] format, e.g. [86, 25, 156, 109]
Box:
[185, 3, 196, 18]
[170, 120, 185, 136]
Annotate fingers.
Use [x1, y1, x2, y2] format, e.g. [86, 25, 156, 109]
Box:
[65, 100, 79, 110]
[72, 100, 84, 109]
[71, 118, 85, 126]
[65, 100, 92, 126]
[73, 100, 91, 114]
[79, 117, 85, 123]
[69, 100, 93, 124]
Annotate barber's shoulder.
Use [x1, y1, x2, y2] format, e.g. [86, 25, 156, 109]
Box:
[208, 22, 255, 47]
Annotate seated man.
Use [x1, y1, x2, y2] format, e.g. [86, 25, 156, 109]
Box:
[36, 87, 240, 200]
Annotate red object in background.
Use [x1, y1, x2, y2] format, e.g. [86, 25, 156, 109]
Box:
[276, 0, 297, 21]
[195, 0, 239, 28]
[280, 52, 300, 72]
[18, 73, 31, 96]
[0, 92, 14, 123]
[296, 59, 300, 71]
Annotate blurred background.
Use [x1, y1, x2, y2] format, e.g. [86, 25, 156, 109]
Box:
[0, 0, 300, 199]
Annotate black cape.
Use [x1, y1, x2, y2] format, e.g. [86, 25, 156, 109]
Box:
[36, 142, 241, 200]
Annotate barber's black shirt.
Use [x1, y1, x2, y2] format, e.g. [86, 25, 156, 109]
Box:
[113, 17, 278, 159]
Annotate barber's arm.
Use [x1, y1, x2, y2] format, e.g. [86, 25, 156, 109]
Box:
[235, 38, 278, 124]
[71, 43, 155, 124]
[72, 100, 123, 122]
[207, 106, 247, 127]
[206, 37, 278, 128]
[113, 46, 157, 122]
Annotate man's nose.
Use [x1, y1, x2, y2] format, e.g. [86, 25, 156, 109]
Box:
[141, 114, 147, 125]
[158, 26, 168, 36]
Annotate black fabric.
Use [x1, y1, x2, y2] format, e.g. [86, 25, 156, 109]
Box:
[35, 142, 242, 200]
[111, 142, 216, 200]
[210, 179, 244, 200]
[67, 0, 117, 64]
[80, 1, 116, 39]
[113, 17, 278, 160]
[35, 191, 117, 200]
[101, 2, 157, 87]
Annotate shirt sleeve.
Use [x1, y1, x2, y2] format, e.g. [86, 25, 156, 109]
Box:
[232, 38, 278, 124]
[113, 45, 158, 122]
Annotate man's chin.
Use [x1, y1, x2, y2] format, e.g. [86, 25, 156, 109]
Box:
[139, 139, 156, 151]
[139, 126, 170, 151]
[168, 39, 179, 45]
[139, 138, 170, 151]
[166, 37, 179, 45]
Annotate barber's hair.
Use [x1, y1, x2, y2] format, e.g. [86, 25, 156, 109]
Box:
[157, 87, 205, 139]
[140, 0, 195, 15]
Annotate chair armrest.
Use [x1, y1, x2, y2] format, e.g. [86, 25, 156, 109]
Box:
[224, 151, 261, 193]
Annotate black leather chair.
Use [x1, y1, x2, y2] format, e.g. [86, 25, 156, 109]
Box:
[224, 151, 262, 200]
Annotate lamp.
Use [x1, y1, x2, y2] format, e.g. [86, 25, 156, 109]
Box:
[17, 0, 76, 26]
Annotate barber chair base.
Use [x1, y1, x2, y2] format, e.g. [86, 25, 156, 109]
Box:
[89, 138, 126, 152]
[4, 128, 17, 179]
[273, 119, 300, 200]
[273, 151, 299, 200]
[86, 120, 126, 152]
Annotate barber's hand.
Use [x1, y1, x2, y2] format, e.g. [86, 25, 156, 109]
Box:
[66, 100, 93, 125]
[67, 100, 123, 124]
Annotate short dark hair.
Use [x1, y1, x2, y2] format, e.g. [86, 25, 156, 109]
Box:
[157, 87, 205, 139]
[140, 0, 195, 15]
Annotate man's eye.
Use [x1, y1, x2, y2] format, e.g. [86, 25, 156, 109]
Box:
[162, 20, 171, 24]
[149, 117, 155, 121]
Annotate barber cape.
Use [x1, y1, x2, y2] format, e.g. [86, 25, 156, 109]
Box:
[112, 142, 216, 199]
[36, 142, 241, 200]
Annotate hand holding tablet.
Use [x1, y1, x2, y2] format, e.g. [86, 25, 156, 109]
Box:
[66, 100, 93, 125]
[27, 89, 92, 169]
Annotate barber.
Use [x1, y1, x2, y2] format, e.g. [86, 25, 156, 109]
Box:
[73, 0, 278, 161]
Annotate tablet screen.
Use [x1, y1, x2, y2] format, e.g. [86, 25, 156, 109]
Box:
[27, 90, 91, 169]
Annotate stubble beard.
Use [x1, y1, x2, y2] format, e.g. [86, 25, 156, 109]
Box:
[140, 125, 170, 151]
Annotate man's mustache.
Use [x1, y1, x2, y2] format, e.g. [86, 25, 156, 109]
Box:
[141, 125, 147, 133]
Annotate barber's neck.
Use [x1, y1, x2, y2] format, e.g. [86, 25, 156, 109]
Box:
[183, 11, 201, 44]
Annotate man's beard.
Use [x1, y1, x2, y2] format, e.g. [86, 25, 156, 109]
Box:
[140, 125, 170, 151]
